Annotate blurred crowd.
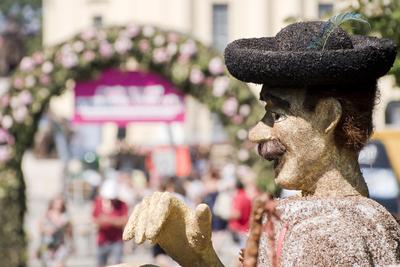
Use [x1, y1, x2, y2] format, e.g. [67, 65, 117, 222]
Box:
[35, 145, 260, 267]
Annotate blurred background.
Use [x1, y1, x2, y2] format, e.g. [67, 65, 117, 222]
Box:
[1, 0, 400, 266]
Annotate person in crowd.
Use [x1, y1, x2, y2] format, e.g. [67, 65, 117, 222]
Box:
[203, 169, 229, 232]
[162, 176, 186, 201]
[203, 168, 240, 266]
[228, 179, 252, 247]
[116, 169, 136, 209]
[92, 178, 128, 267]
[131, 168, 152, 201]
[82, 168, 102, 200]
[191, 145, 211, 179]
[38, 195, 72, 267]
[184, 175, 205, 208]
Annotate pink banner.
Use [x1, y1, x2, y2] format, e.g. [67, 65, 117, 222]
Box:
[73, 69, 185, 125]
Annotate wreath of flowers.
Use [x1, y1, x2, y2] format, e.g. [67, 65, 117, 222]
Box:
[0, 23, 273, 189]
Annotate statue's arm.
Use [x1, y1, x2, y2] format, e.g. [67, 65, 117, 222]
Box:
[123, 192, 224, 267]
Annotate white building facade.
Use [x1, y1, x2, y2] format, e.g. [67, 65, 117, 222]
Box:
[43, 0, 399, 152]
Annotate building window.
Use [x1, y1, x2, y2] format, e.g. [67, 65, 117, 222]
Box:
[212, 4, 228, 52]
[318, 3, 333, 18]
[93, 15, 103, 28]
[117, 127, 126, 140]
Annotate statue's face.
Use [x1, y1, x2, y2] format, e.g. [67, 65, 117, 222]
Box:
[249, 86, 332, 190]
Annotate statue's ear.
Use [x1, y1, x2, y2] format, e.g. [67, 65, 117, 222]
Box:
[314, 98, 342, 135]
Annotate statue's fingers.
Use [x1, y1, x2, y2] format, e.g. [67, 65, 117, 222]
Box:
[145, 192, 172, 241]
[147, 192, 163, 217]
[194, 203, 212, 239]
[134, 196, 151, 244]
[195, 203, 212, 231]
[123, 203, 141, 241]
[185, 203, 212, 249]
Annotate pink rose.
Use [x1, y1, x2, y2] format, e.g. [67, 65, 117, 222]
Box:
[177, 54, 190, 64]
[0, 129, 9, 143]
[10, 96, 19, 109]
[239, 104, 251, 117]
[99, 41, 114, 58]
[20, 57, 35, 71]
[19, 91, 33, 105]
[212, 77, 230, 97]
[0, 95, 10, 108]
[190, 68, 205, 85]
[167, 43, 178, 56]
[236, 129, 248, 140]
[40, 75, 50, 86]
[25, 75, 36, 88]
[125, 24, 141, 38]
[2, 115, 13, 129]
[81, 27, 97, 41]
[115, 37, 133, 54]
[179, 40, 197, 57]
[208, 57, 224, 75]
[41, 61, 54, 74]
[13, 106, 28, 123]
[0, 146, 12, 162]
[232, 115, 244, 125]
[138, 40, 150, 53]
[153, 48, 170, 64]
[83, 51, 96, 62]
[73, 41, 85, 53]
[204, 77, 214, 87]
[153, 35, 166, 47]
[222, 97, 238, 117]
[167, 32, 180, 43]
[142, 26, 155, 37]
[32, 52, 45, 65]
[13, 77, 24, 89]
[0, 128, 14, 144]
[61, 52, 78, 69]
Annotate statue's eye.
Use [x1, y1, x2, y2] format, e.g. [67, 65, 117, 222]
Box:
[271, 111, 287, 122]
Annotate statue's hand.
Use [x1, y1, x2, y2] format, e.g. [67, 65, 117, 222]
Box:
[123, 192, 223, 267]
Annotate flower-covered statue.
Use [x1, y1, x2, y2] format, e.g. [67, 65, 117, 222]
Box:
[120, 17, 400, 267]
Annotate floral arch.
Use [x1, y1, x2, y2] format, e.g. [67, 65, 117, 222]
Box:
[0, 23, 268, 265]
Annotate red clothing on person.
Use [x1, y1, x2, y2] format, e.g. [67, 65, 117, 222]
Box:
[229, 189, 252, 233]
[92, 197, 128, 245]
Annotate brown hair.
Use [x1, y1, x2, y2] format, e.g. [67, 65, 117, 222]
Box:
[47, 195, 67, 213]
[303, 81, 378, 152]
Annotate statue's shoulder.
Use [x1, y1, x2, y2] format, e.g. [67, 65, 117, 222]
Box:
[277, 195, 398, 225]
[277, 196, 400, 266]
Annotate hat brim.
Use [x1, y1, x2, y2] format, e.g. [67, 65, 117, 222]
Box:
[224, 35, 397, 87]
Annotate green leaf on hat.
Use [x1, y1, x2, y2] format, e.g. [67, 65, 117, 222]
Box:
[308, 12, 370, 50]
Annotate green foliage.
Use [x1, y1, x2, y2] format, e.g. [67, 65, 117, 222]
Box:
[323, 12, 370, 49]
[0, 0, 43, 54]
[341, 0, 400, 85]
[329, 11, 369, 27]
[0, 167, 27, 267]
[0, 0, 41, 11]
[308, 12, 369, 50]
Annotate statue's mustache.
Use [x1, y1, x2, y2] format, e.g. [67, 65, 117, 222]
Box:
[258, 140, 286, 161]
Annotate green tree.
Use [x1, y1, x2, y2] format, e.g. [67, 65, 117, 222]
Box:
[0, 2, 42, 266]
[340, 0, 400, 85]
[0, 0, 42, 68]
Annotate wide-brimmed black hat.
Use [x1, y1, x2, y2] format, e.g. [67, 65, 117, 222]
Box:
[224, 21, 397, 87]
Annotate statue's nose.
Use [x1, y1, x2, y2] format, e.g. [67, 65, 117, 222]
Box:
[248, 121, 273, 143]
